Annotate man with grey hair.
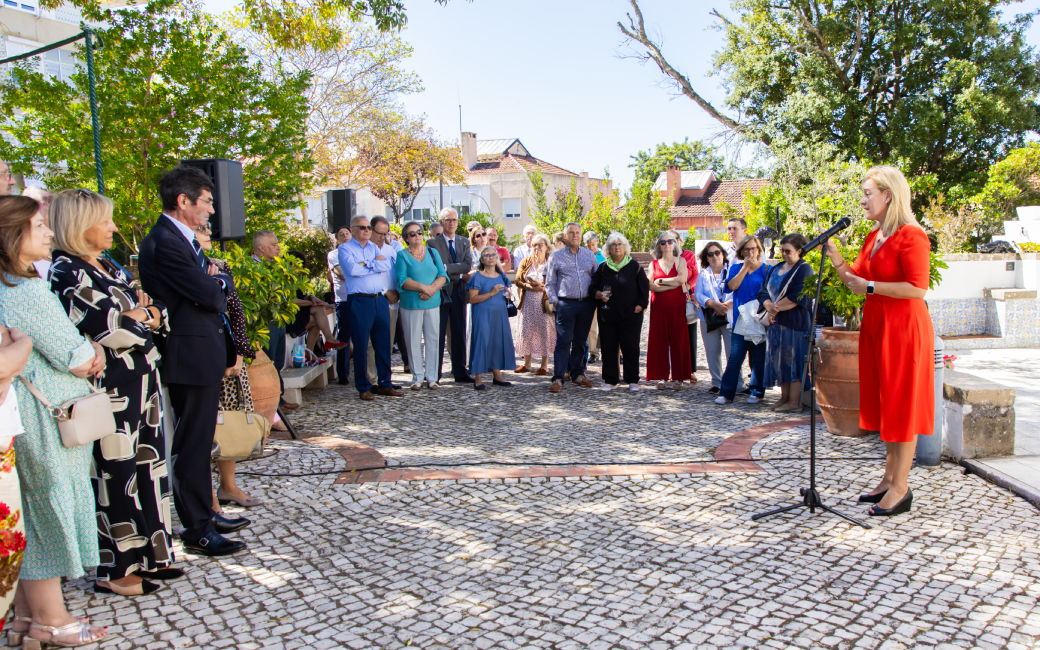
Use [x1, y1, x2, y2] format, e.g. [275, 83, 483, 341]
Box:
[426, 207, 474, 382]
[513, 224, 537, 265]
[544, 222, 599, 392]
[0, 160, 14, 196]
[252, 229, 295, 410]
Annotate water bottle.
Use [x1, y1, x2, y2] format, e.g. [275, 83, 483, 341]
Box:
[292, 342, 305, 368]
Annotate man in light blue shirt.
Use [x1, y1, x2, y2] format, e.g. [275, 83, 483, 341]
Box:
[365, 216, 402, 389]
[338, 216, 402, 400]
[545, 222, 599, 392]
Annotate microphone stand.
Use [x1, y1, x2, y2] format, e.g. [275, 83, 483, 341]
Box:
[752, 240, 871, 529]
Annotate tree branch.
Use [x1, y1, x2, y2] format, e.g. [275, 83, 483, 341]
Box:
[618, 0, 769, 145]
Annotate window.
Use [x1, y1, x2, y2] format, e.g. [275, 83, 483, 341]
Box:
[405, 208, 430, 222]
[43, 49, 78, 83]
[502, 198, 521, 219]
[451, 204, 470, 216]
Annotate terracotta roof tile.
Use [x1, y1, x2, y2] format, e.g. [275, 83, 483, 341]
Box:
[668, 178, 769, 229]
[469, 153, 577, 177]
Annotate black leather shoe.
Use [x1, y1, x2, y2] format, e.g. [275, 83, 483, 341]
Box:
[183, 531, 247, 557]
[135, 567, 185, 581]
[213, 512, 250, 534]
[391, 384, 402, 390]
[858, 489, 888, 504]
[709, 386, 721, 394]
[455, 375, 475, 383]
[867, 488, 913, 517]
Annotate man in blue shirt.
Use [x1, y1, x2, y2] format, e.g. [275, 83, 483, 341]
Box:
[545, 222, 600, 392]
[338, 216, 403, 400]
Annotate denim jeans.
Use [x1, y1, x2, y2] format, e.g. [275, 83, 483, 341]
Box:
[267, 323, 286, 405]
[552, 299, 596, 381]
[719, 328, 766, 400]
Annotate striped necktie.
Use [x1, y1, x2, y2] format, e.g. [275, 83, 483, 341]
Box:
[191, 238, 206, 268]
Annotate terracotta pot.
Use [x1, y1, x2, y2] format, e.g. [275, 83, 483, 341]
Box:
[248, 350, 281, 424]
[815, 326, 869, 437]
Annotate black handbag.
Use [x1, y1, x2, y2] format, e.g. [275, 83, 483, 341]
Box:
[501, 273, 518, 317]
[704, 309, 728, 332]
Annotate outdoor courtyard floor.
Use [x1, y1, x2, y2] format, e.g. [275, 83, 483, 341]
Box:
[57, 348, 1040, 650]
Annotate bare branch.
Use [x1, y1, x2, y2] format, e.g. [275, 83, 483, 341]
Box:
[618, 0, 769, 145]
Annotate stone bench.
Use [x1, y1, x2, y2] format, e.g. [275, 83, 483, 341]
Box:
[280, 350, 337, 405]
[942, 370, 1016, 460]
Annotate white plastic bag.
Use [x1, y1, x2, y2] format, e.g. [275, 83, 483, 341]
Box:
[734, 300, 767, 345]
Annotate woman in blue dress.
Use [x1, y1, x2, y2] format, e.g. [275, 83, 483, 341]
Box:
[466, 246, 516, 390]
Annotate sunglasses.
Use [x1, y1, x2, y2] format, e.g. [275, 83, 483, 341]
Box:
[781, 248, 797, 255]
[707, 250, 723, 257]
[354, 225, 372, 231]
[405, 231, 422, 238]
[475, 233, 486, 237]
[659, 239, 675, 245]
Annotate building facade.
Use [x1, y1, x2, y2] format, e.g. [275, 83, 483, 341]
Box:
[655, 166, 769, 240]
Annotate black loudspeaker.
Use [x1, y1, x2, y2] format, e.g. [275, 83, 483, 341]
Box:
[326, 189, 356, 233]
[181, 159, 246, 241]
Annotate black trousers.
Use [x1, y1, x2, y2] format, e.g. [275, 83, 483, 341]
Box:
[687, 321, 699, 372]
[335, 300, 350, 381]
[599, 315, 643, 385]
[438, 282, 468, 380]
[166, 382, 220, 544]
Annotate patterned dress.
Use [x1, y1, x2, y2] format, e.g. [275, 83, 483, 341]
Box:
[0, 331, 26, 621]
[516, 261, 555, 358]
[49, 253, 174, 581]
[0, 273, 98, 580]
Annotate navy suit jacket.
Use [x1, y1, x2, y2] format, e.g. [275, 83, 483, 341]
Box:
[138, 215, 232, 386]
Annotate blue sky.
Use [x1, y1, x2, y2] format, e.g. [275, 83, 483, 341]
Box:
[202, 0, 1040, 193]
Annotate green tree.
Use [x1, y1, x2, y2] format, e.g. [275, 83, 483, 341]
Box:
[0, 1, 314, 251]
[617, 179, 673, 252]
[620, 0, 1040, 189]
[526, 170, 587, 237]
[973, 143, 1040, 238]
[629, 139, 727, 186]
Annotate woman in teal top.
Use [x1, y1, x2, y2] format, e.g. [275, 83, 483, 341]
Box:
[395, 223, 449, 389]
[0, 196, 109, 647]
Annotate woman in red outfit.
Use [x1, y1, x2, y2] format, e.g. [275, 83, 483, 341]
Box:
[647, 234, 692, 389]
[825, 165, 934, 517]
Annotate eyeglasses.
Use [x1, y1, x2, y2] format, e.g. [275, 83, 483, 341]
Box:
[707, 250, 723, 258]
[195, 226, 212, 235]
[608, 242, 624, 247]
[659, 239, 675, 246]
[481, 253, 498, 259]
[354, 225, 372, 231]
[781, 248, 797, 255]
[197, 197, 214, 206]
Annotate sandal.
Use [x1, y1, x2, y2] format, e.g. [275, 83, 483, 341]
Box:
[94, 578, 162, 596]
[26, 620, 107, 648]
[217, 488, 265, 508]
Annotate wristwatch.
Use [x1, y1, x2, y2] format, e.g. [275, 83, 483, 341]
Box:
[867, 281, 875, 295]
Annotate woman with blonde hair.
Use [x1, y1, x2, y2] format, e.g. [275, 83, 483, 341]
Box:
[0, 195, 109, 646]
[825, 164, 934, 517]
[468, 226, 488, 269]
[48, 189, 178, 597]
[646, 233, 691, 389]
[513, 233, 555, 375]
[715, 234, 768, 405]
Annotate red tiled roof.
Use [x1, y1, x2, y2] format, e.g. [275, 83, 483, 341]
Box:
[468, 153, 577, 177]
[668, 178, 770, 229]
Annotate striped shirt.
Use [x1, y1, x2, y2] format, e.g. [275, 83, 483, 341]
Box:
[545, 246, 598, 304]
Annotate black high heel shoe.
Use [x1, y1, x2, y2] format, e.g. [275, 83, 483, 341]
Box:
[858, 489, 888, 504]
[867, 488, 913, 517]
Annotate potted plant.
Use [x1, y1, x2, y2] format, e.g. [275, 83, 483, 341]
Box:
[211, 242, 313, 421]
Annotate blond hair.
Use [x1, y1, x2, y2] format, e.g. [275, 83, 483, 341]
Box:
[863, 165, 919, 237]
[50, 188, 114, 258]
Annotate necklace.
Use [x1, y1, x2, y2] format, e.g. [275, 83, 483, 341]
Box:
[409, 246, 426, 262]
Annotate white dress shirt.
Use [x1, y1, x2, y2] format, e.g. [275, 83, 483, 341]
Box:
[328, 248, 349, 302]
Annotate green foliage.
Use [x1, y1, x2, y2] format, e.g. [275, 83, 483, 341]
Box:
[631, 139, 724, 187]
[1020, 242, 1040, 252]
[974, 143, 1040, 239]
[211, 243, 313, 351]
[280, 224, 333, 282]
[713, 183, 790, 237]
[616, 179, 674, 252]
[526, 171, 587, 237]
[713, 0, 1040, 188]
[0, 1, 314, 252]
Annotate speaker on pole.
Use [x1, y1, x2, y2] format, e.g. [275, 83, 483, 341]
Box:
[181, 159, 246, 241]
[326, 189, 356, 233]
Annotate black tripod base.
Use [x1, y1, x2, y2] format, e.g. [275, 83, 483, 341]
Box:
[751, 487, 871, 528]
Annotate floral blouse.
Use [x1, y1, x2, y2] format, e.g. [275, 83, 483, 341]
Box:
[49, 251, 170, 391]
[210, 258, 254, 360]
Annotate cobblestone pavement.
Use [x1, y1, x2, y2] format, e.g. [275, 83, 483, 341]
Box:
[53, 335, 1040, 650]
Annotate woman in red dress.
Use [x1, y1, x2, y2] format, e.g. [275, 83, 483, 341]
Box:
[826, 165, 934, 517]
[646, 234, 692, 389]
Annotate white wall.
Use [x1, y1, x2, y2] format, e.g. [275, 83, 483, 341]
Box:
[926, 258, 1020, 300]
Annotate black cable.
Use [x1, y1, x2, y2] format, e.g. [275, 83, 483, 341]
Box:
[233, 455, 889, 478]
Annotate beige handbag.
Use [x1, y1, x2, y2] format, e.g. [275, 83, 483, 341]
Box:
[18, 377, 115, 447]
[212, 372, 270, 461]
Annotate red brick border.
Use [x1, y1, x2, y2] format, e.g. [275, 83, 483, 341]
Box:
[310, 417, 813, 485]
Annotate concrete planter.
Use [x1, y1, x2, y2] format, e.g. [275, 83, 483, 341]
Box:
[815, 327, 869, 437]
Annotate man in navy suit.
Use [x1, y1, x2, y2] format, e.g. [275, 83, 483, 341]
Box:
[138, 165, 247, 557]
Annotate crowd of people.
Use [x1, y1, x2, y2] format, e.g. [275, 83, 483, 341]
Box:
[324, 206, 820, 404]
[0, 160, 934, 647]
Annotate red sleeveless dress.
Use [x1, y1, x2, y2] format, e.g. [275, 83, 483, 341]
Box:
[646, 260, 692, 382]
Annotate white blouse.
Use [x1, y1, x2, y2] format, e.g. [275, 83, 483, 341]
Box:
[0, 330, 24, 437]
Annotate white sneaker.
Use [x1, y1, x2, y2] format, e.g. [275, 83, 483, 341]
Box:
[599, 384, 612, 391]
[629, 383, 640, 392]
[714, 396, 729, 405]
[747, 395, 761, 404]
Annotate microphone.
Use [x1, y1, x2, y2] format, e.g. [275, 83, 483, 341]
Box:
[800, 218, 852, 256]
